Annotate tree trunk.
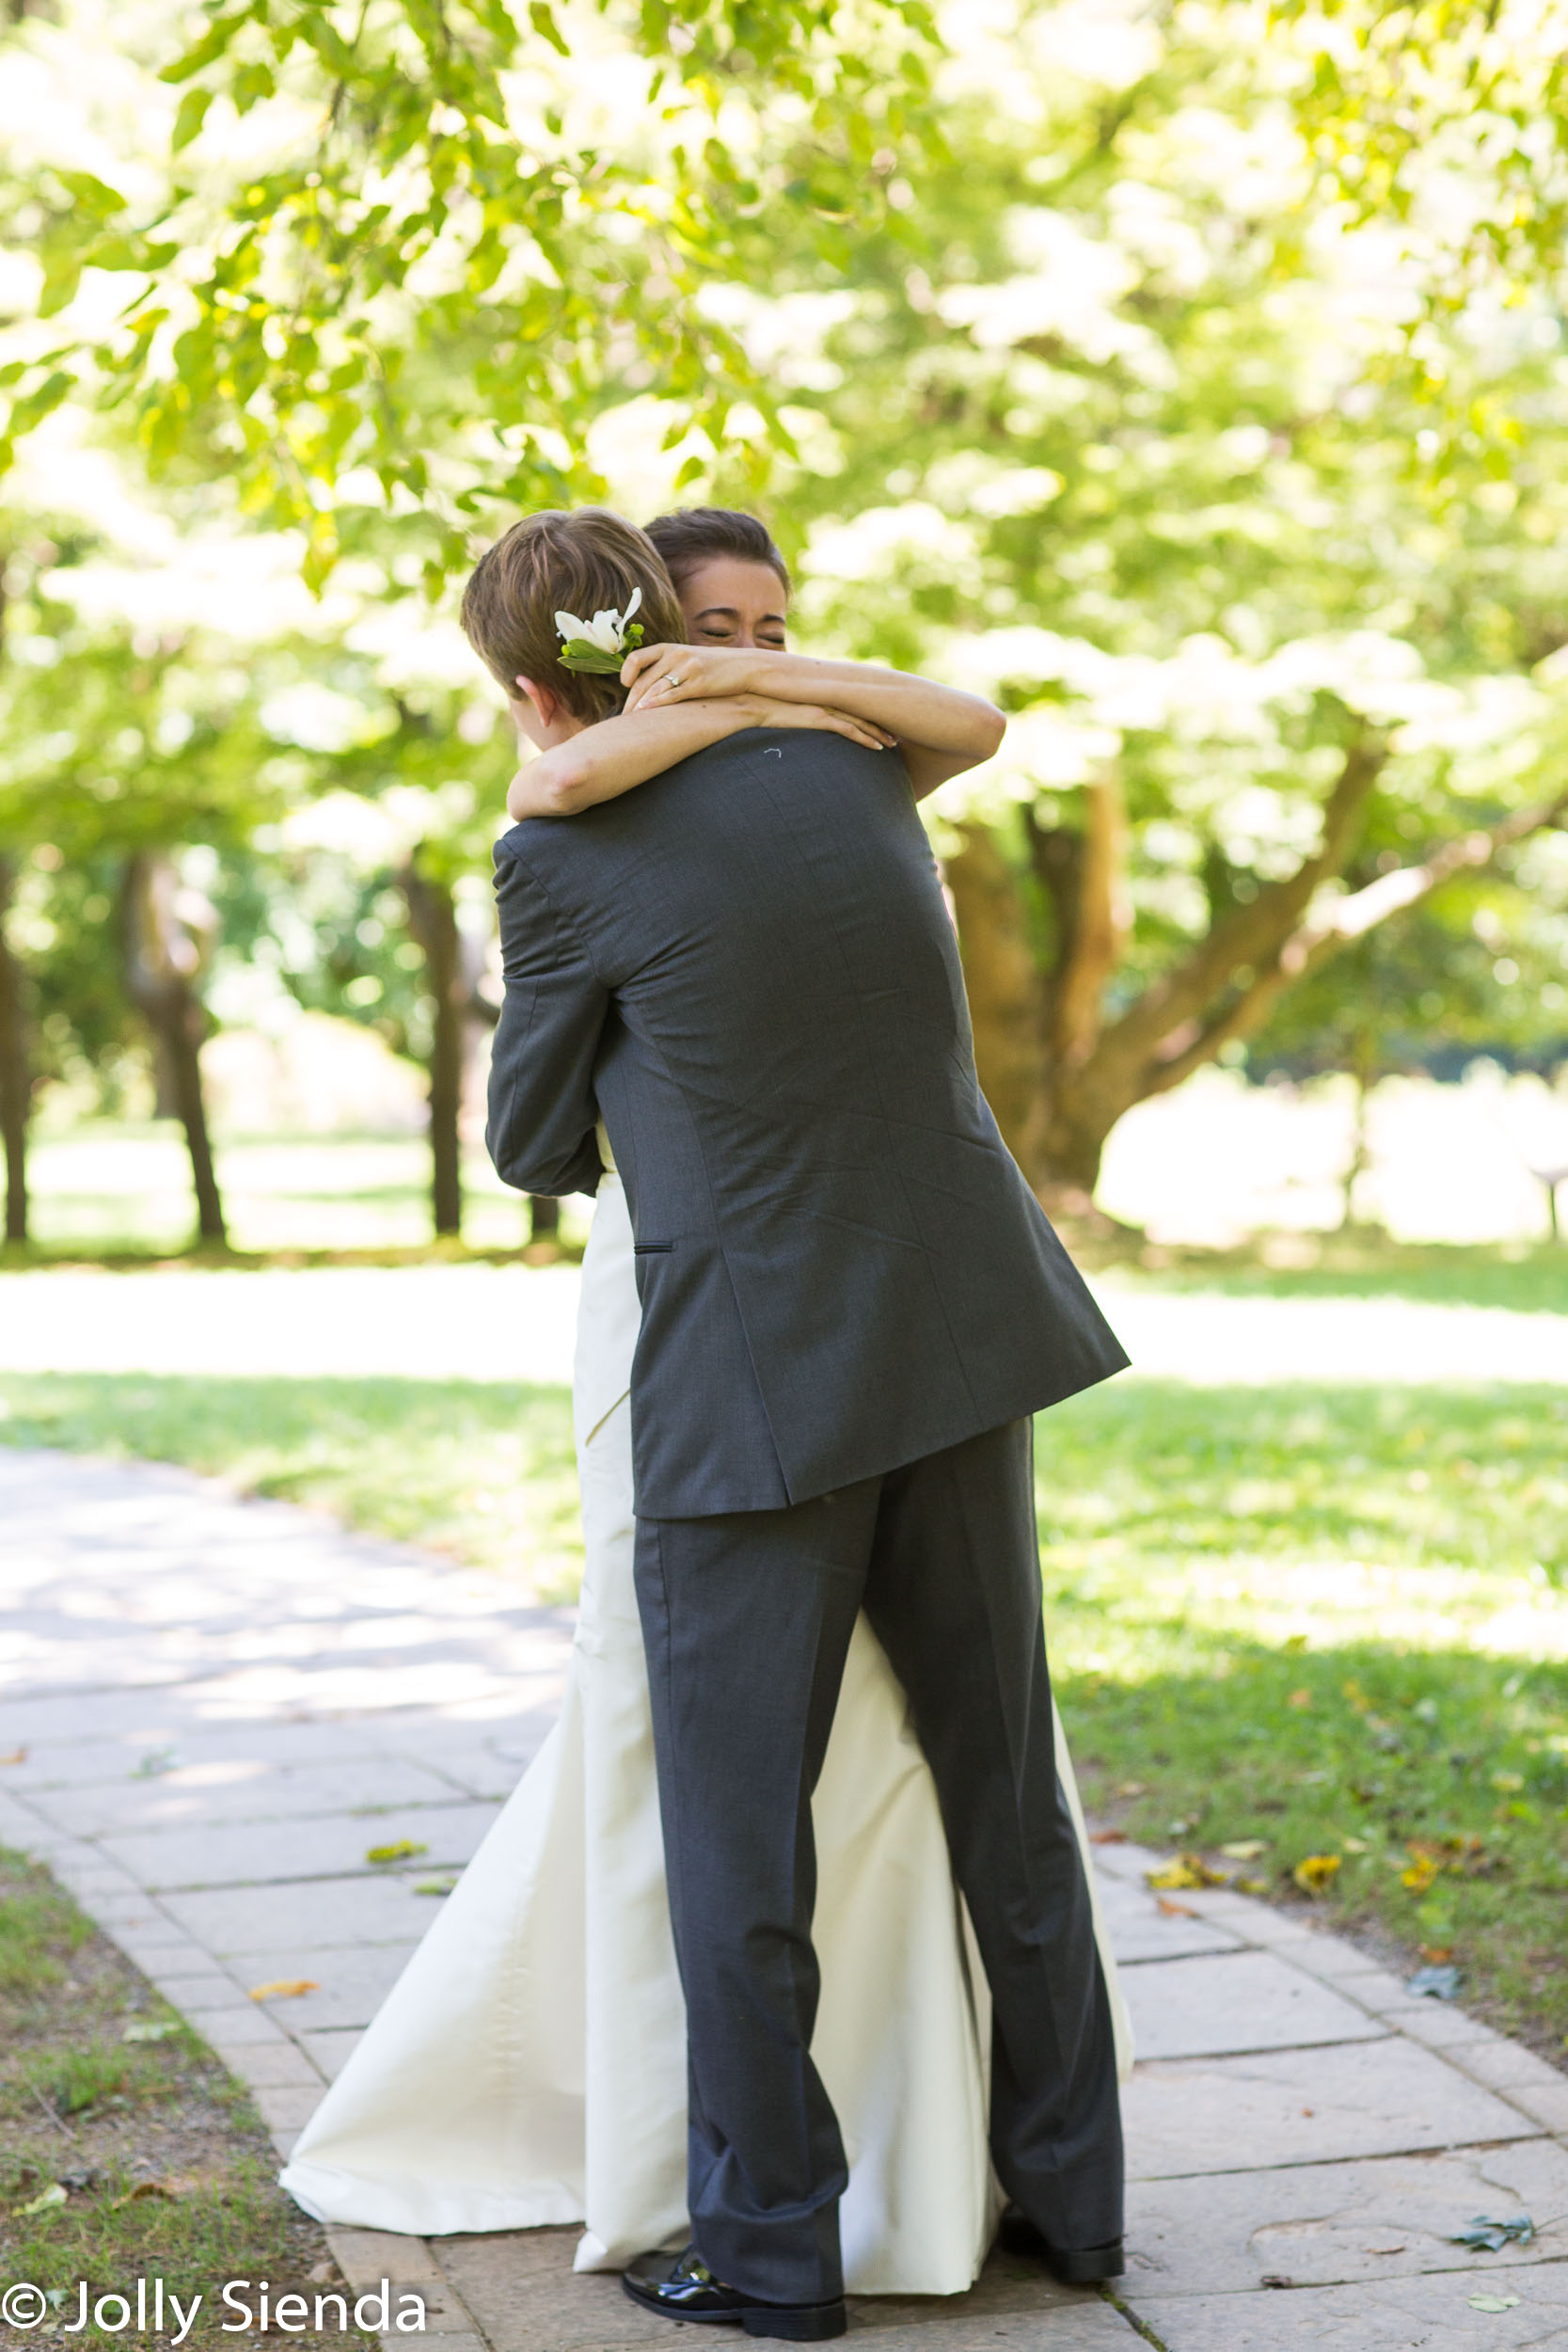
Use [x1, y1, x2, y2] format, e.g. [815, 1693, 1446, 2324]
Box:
[0, 854, 30, 1244]
[942, 820, 1046, 1169]
[1338, 1034, 1380, 1232]
[121, 851, 226, 1246]
[402, 857, 465, 1239]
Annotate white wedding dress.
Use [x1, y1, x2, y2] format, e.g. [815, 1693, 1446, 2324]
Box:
[281, 1158, 1132, 2294]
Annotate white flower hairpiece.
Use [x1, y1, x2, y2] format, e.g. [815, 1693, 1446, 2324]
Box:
[556, 586, 644, 675]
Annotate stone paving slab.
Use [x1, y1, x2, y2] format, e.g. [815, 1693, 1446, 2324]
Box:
[224, 1942, 426, 2030]
[30, 1752, 467, 1836]
[4, 1716, 398, 1788]
[433, 2231, 1131, 2352]
[1092, 1873, 1243, 1963]
[1120, 1947, 1387, 2059]
[1126, 2137, 1568, 2295]
[300, 2025, 369, 2081]
[159, 1868, 480, 1952]
[1123, 2041, 1544, 2179]
[7, 1444, 1568, 2352]
[1132, 2257, 1568, 2348]
[97, 1798, 500, 1888]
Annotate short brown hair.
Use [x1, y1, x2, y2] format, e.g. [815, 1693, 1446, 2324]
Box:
[460, 508, 688, 723]
[645, 507, 791, 596]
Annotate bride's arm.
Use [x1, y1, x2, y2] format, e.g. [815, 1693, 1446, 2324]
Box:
[619, 645, 1005, 802]
[507, 694, 895, 821]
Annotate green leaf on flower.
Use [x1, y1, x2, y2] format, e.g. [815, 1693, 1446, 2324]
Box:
[559, 641, 624, 674]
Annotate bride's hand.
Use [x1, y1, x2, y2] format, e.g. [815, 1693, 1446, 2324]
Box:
[734, 694, 896, 752]
[621, 643, 758, 712]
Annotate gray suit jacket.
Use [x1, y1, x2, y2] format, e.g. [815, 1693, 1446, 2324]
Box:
[486, 729, 1128, 1518]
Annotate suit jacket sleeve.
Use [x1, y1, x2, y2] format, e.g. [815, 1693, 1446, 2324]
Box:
[484, 845, 609, 1199]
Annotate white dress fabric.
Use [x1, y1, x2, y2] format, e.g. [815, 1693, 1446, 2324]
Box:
[280, 1164, 1132, 2294]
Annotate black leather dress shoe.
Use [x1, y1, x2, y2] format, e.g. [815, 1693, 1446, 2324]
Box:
[997, 2205, 1125, 2284]
[622, 2248, 847, 2341]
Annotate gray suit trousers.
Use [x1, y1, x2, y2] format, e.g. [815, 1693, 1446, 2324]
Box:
[633, 1419, 1124, 2307]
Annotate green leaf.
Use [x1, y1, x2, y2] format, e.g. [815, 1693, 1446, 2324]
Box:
[171, 87, 214, 151]
[7, 371, 72, 432]
[52, 170, 128, 219]
[529, 1, 570, 56]
[559, 640, 625, 675]
[159, 17, 242, 85]
[231, 59, 277, 114]
[37, 259, 84, 320]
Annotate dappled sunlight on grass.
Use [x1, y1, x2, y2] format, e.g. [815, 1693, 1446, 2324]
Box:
[1037, 1379, 1568, 2048]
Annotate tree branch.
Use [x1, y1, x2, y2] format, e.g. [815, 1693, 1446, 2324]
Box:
[1137, 787, 1568, 1100]
[1095, 733, 1389, 1081]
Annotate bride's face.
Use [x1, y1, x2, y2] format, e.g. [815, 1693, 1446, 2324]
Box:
[677, 557, 789, 651]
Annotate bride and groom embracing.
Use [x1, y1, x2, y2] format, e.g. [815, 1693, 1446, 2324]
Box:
[281, 505, 1134, 2337]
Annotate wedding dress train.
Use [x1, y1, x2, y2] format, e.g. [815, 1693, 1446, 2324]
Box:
[281, 1168, 1132, 2294]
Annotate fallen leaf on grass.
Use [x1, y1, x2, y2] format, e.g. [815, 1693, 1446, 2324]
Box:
[1156, 1897, 1196, 1917]
[1287, 1688, 1312, 1709]
[13, 2183, 67, 2217]
[1115, 1781, 1147, 1798]
[1404, 1834, 1490, 1888]
[1147, 1853, 1227, 1891]
[1237, 1876, 1270, 1894]
[109, 2179, 190, 2210]
[1449, 2215, 1534, 2253]
[1291, 1853, 1341, 1895]
[1420, 1945, 1453, 1963]
[1090, 1830, 1127, 1845]
[1468, 2296, 1521, 2312]
[365, 1839, 428, 1866]
[121, 2021, 180, 2043]
[247, 1979, 319, 2001]
[1220, 1840, 1267, 1861]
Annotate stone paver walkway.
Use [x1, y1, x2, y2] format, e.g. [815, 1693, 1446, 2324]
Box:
[4, 1446, 1568, 2349]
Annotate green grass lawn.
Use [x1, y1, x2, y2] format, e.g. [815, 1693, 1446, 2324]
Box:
[1033, 1379, 1568, 2055]
[3, 1358, 1564, 2054]
[1101, 1236, 1568, 1316]
[0, 1851, 372, 2347]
